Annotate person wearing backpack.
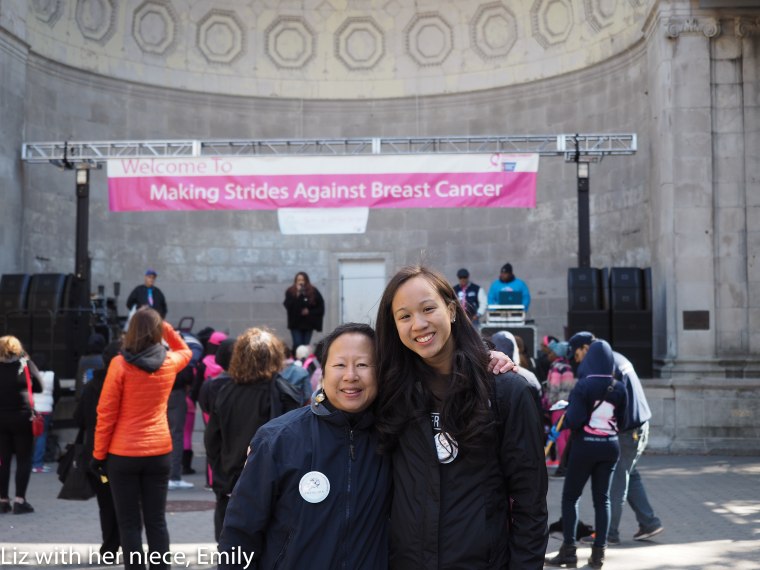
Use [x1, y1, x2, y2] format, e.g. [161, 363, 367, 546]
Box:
[204, 328, 301, 543]
[545, 340, 627, 569]
[568, 331, 664, 547]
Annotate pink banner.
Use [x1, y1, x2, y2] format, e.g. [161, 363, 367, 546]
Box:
[107, 155, 538, 212]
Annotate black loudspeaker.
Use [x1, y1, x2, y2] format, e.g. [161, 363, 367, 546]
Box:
[610, 267, 643, 311]
[612, 311, 652, 344]
[567, 310, 610, 342]
[610, 288, 643, 311]
[568, 268, 603, 311]
[0, 274, 32, 313]
[610, 267, 642, 288]
[481, 325, 537, 360]
[642, 267, 652, 311]
[28, 273, 69, 314]
[30, 310, 91, 378]
[615, 344, 653, 378]
[0, 315, 32, 352]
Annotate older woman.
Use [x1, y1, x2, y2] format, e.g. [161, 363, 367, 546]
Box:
[0, 336, 42, 514]
[204, 328, 301, 542]
[218, 323, 391, 570]
[93, 308, 191, 570]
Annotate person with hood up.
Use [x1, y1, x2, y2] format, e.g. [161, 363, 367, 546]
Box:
[92, 307, 191, 570]
[217, 323, 391, 570]
[490, 330, 543, 421]
[545, 340, 626, 570]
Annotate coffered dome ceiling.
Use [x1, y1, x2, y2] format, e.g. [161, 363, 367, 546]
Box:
[27, 0, 654, 99]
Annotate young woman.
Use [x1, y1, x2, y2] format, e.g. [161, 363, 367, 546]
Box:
[283, 271, 325, 351]
[374, 265, 548, 569]
[546, 339, 627, 569]
[218, 323, 391, 570]
[92, 308, 191, 570]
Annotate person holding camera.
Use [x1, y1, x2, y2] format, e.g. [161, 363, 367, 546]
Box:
[283, 271, 325, 352]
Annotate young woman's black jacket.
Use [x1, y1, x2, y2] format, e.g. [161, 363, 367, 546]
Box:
[389, 371, 548, 570]
[218, 398, 391, 570]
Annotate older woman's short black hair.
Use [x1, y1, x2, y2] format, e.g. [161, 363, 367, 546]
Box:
[317, 323, 376, 365]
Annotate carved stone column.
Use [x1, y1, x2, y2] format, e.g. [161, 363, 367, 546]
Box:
[645, 10, 719, 372]
[647, 4, 760, 377]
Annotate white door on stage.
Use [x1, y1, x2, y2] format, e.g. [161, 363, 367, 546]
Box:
[338, 260, 385, 325]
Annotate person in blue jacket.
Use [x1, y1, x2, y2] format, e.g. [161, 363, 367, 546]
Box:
[217, 322, 391, 570]
[546, 340, 627, 570]
[486, 262, 532, 311]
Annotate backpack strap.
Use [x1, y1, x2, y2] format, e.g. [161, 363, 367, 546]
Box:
[269, 374, 301, 420]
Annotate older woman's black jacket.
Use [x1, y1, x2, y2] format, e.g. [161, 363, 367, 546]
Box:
[389, 371, 548, 570]
[218, 398, 391, 570]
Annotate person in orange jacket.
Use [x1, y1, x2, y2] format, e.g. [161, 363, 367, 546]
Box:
[92, 308, 191, 570]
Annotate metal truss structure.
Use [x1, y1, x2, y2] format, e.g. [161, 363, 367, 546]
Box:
[21, 133, 636, 166]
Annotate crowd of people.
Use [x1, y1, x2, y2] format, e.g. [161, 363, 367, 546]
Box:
[0, 265, 665, 570]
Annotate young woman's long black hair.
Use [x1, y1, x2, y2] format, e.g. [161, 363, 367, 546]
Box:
[374, 265, 494, 454]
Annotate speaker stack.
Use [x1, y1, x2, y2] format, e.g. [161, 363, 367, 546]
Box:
[567, 267, 610, 341]
[610, 267, 653, 378]
[0, 271, 94, 382]
[0, 274, 33, 350]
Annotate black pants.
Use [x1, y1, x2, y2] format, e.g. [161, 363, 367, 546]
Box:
[87, 472, 121, 556]
[214, 490, 230, 543]
[107, 453, 171, 570]
[166, 389, 187, 481]
[0, 415, 34, 500]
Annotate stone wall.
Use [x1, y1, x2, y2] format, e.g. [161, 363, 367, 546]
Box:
[0, 0, 28, 274]
[22, 0, 654, 99]
[1, 0, 759, 453]
[647, 376, 760, 455]
[19, 47, 651, 339]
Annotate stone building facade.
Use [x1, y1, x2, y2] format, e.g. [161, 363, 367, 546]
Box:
[0, 0, 758, 452]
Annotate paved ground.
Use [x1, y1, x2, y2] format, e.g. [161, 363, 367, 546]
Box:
[1, 447, 759, 569]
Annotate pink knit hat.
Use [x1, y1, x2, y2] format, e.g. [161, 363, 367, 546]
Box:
[208, 331, 228, 345]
